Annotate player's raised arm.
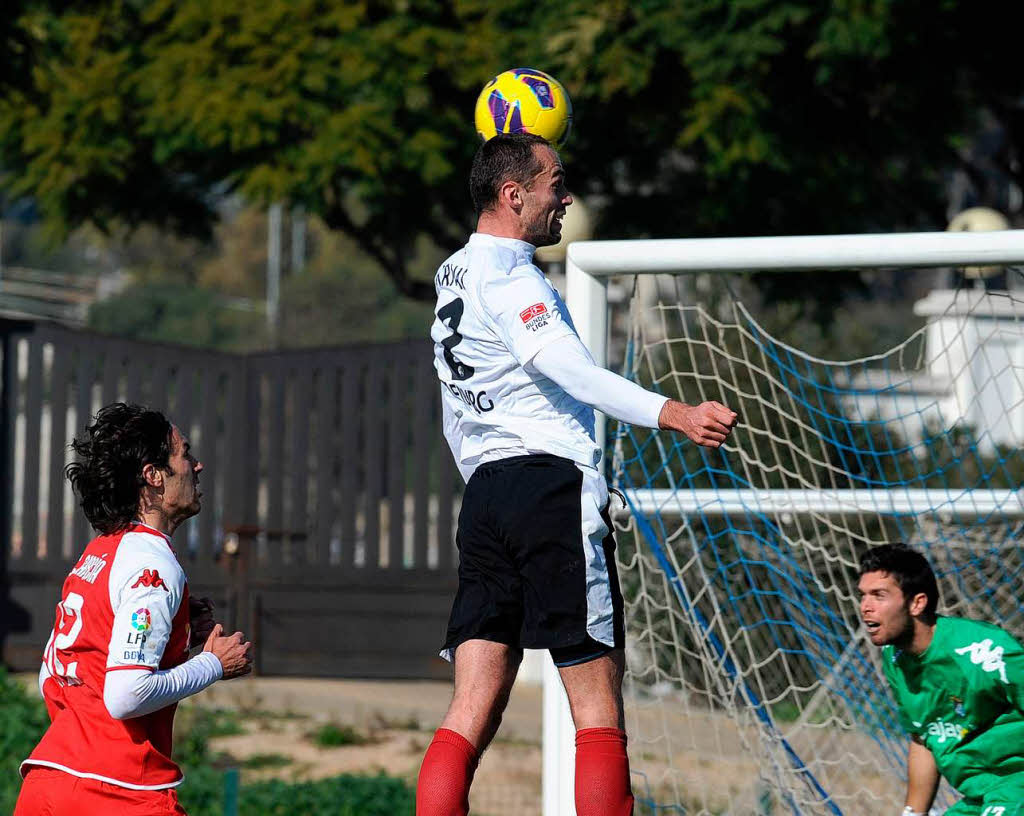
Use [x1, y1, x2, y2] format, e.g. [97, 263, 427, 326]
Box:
[529, 334, 738, 447]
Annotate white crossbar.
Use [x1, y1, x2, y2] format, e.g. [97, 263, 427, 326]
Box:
[566, 229, 1024, 276]
[617, 488, 1024, 518]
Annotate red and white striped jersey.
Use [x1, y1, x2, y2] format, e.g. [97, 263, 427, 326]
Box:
[22, 522, 191, 789]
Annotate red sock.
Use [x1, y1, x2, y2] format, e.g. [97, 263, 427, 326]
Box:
[575, 727, 635, 816]
[416, 728, 479, 816]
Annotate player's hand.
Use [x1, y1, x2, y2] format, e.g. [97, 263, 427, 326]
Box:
[659, 400, 737, 448]
[203, 623, 253, 680]
[189, 596, 216, 649]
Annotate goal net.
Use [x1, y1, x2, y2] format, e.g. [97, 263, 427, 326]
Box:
[558, 232, 1024, 816]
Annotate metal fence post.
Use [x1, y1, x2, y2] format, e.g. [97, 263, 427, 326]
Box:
[223, 768, 239, 816]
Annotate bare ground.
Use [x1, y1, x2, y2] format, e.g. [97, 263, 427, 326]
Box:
[17, 673, 906, 815]
[186, 675, 544, 816]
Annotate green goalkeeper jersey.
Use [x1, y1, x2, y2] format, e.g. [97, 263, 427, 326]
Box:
[882, 615, 1024, 800]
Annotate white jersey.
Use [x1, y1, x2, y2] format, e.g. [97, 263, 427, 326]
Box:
[431, 233, 601, 479]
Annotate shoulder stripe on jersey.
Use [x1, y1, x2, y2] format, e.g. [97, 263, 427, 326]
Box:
[128, 521, 172, 545]
[19, 760, 183, 789]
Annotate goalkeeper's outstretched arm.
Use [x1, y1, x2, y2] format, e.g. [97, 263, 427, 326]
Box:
[903, 738, 939, 816]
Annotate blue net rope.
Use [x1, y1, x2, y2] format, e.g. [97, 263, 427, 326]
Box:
[611, 280, 1024, 815]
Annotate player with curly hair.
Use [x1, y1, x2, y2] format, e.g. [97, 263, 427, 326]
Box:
[15, 403, 253, 816]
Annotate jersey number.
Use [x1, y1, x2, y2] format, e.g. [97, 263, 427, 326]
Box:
[43, 592, 85, 685]
[438, 298, 475, 381]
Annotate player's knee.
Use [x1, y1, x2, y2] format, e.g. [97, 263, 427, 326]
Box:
[568, 691, 623, 730]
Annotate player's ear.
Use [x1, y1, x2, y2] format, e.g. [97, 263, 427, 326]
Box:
[141, 463, 164, 489]
[908, 591, 929, 617]
[502, 180, 523, 212]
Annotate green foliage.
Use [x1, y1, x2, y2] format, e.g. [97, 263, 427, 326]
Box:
[2, 0, 1019, 316]
[279, 262, 434, 349]
[176, 768, 414, 816]
[0, 682, 412, 816]
[87, 283, 265, 349]
[0, 670, 49, 815]
[239, 753, 292, 770]
[309, 722, 369, 747]
[237, 775, 414, 816]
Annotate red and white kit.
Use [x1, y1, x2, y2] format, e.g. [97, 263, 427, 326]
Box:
[22, 522, 191, 789]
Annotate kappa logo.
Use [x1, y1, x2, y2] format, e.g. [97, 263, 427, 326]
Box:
[131, 569, 169, 592]
[954, 638, 1009, 684]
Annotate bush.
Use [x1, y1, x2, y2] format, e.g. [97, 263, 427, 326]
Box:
[1, 671, 414, 816]
[309, 722, 369, 747]
[240, 775, 414, 816]
[0, 669, 49, 815]
[176, 769, 413, 816]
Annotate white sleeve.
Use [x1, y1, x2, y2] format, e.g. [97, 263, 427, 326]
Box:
[104, 652, 223, 719]
[480, 263, 575, 365]
[106, 534, 185, 672]
[529, 335, 669, 428]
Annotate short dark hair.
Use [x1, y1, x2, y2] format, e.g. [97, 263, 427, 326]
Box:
[470, 133, 552, 215]
[65, 402, 174, 535]
[859, 543, 939, 617]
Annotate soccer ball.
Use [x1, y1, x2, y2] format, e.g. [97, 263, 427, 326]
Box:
[474, 68, 572, 147]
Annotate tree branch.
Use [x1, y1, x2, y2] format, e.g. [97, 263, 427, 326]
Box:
[321, 187, 434, 301]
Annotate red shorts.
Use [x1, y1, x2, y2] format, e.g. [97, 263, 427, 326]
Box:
[15, 767, 188, 815]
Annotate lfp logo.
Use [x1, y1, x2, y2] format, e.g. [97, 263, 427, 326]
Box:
[131, 608, 151, 632]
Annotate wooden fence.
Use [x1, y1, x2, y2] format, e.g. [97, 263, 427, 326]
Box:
[0, 318, 461, 679]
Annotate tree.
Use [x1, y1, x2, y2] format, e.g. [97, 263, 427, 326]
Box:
[1, 0, 1021, 311]
[84, 206, 435, 350]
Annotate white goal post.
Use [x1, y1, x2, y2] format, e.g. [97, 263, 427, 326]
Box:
[543, 229, 1024, 816]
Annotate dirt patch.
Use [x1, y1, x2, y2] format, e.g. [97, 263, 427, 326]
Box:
[186, 676, 543, 816]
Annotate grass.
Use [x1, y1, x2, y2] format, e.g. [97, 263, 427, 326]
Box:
[369, 711, 422, 732]
[239, 753, 293, 770]
[0, 672, 414, 816]
[309, 722, 371, 748]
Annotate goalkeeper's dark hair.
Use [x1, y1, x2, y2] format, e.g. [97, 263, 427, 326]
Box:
[65, 402, 174, 535]
[470, 133, 552, 215]
[859, 543, 939, 617]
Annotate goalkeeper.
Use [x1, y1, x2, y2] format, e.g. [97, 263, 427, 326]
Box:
[858, 544, 1024, 816]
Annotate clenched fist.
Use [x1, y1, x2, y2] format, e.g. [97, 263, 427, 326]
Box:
[203, 624, 253, 680]
[658, 400, 738, 448]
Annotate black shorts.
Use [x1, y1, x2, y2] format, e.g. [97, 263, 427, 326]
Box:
[441, 454, 625, 668]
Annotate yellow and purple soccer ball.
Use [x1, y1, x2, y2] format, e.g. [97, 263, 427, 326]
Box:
[474, 68, 572, 147]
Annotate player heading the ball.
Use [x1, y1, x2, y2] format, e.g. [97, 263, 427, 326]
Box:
[418, 132, 737, 816]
